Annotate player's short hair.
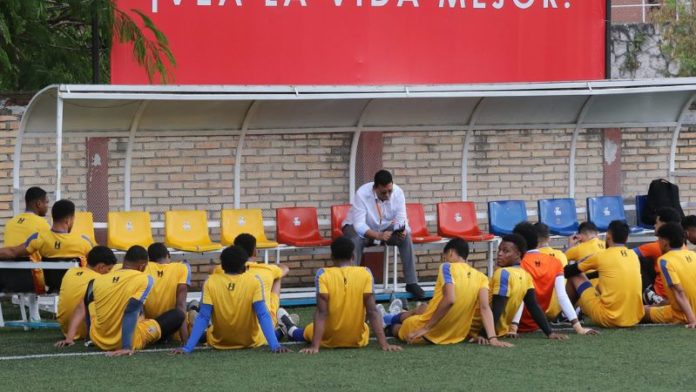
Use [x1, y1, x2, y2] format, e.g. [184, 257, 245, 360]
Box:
[443, 238, 469, 259]
[656, 207, 681, 224]
[373, 170, 393, 187]
[124, 245, 149, 264]
[86, 246, 117, 267]
[534, 222, 550, 241]
[220, 246, 249, 274]
[577, 221, 598, 235]
[147, 242, 170, 262]
[233, 233, 257, 258]
[51, 199, 75, 222]
[502, 234, 528, 258]
[607, 220, 630, 244]
[331, 237, 354, 262]
[513, 221, 538, 250]
[656, 222, 685, 249]
[25, 187, 47, 205]
[682, 215, 696, 230]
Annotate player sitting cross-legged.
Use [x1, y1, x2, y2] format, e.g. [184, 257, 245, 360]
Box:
[278, 237, 401, 354]
[174, 246, 289, 354]
[382, 238, 512, 347]
[56, 245, 185, 356]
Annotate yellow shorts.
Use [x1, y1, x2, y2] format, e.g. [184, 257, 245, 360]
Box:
[133, 319, 162, 350]
[577, 282, 622, 328]
[302, 323, 369, 348]
[649, 306, 688, 324]
[269, 293, 280, 326]
[396, 315, 428, 344]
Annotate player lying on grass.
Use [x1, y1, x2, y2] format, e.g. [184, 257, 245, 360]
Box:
[57, 246, 117, 340]
[510, 223, 596, 336]
[56, 246, 185, 356]
[214, 233, 290, 339]
[278, 237, 401, 354]
[633, 207, 682, 305]
[642, 223, 696, 327]
[469, 234, 567, 342]
[382, 238, 512, 347]
[564, 220, 644, 328]
[0, 199, 93, 293]
[144, 243, 191, 342]
[174, 246, 289, 354]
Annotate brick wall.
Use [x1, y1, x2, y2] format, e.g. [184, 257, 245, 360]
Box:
[3, 110, 696, 289]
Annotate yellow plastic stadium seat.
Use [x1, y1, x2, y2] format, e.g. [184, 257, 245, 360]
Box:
[165, 210, 222, 252]
[72, 212, 96, 245]
[221, 209, 279, 248]
[107, 211, 155, 251]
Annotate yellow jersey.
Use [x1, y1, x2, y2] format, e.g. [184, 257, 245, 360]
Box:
[143, 262, 191, 319]
[202, 271, 266, 349]
[89, 268, 155, 351]
[566, 237, 605, 263]
[306, 266, 374, 348]
[57, 266, 100, 339]
[3, 212, 50, 247]
[491, 266, 535, 336]
[659, 249, 696, 317]
[539, 247, 568, 266]
[403, 262, 488, 344]
[214, 262, 281, 299]
[578, 246, 643, 326]
[24, 230, 93, 260]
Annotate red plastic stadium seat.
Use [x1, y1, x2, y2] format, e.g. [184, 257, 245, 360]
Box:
[437, 201, 494, 241]
[276, 207, 332, 247]
[406, 203, 442, 243]
[331, 204, 352, 240]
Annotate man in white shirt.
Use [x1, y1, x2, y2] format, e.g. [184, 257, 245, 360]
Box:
[342, 170, 424, 299]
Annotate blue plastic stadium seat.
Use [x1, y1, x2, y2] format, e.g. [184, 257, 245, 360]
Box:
[586, 196, 643, 234]
[488, 200, 527, 236]
[537, 198, 579, 236]
[635, 195, 654, 230]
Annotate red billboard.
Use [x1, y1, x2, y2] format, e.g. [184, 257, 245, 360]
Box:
[111, 0, 606, 85]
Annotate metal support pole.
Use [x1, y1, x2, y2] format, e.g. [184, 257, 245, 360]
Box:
[461, 98, 484, 201]
[124, 101, 149, 211]
[668, 93, 696, 181]
[349, 100, 374, 204]
[55, 96, 64, 200]
[569, 96, 595, 198]
[234, 101, 260, 209]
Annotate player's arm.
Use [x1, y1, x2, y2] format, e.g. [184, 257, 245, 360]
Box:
[253, 300, 289, 353]
[671, 284, 696, 328]
[364, 293, 401, 351]
[564, 254, 596, 278]
[173, 303, 212, 355]
[477, 288, 512, 348]
[508, 303, 525, 338]
[107, 277, 154, 357]
[406, 282, 455, 343]
[301, 293, 329, 354]
[55, 280, 94, 347]
[523, 289, 567, 340]
[554, 275, 598, 335]
[0, 244, 30, 259]
[175, 283, 189, 342]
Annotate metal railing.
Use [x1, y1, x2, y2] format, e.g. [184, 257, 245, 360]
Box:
[612, 1, 693, 24]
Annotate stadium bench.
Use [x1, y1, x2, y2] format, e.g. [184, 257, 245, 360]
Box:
[164, 210, 223, 252]
[436, 201, 494, 241]
[406, 203, 442, 243]
[537, 198, 580, 236]
[221, 209, 278, 263]
[107, 211, 155, 250]
[71, 212, 97, 245]
[587, 196, 643, 234]
[487, 200, 528, 236]
[635, 195, 654, 230]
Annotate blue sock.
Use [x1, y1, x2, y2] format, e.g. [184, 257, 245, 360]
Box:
[384, 313, 402, 327]
[292, 328, 305, 342]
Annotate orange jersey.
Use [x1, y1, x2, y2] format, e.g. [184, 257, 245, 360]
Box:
[634, 242, 666, 297]
[518, 250, 563, 332]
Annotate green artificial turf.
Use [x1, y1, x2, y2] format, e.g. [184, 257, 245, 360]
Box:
[1, 301, 696, 391]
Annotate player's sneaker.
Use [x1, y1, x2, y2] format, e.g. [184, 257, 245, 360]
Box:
[84, 340, 93, 347]
[389, 298, 403, 315]
[377, 304, 387, 319]
[277, 307, 299, 338]
[643, 285, 666, 305]
[187, 300, 200, 312]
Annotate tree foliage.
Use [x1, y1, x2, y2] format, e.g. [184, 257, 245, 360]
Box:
[653, 0, 696, 76]
[0, 0, 175, 91]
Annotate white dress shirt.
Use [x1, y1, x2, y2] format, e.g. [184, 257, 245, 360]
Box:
[343, 182, 409, 238]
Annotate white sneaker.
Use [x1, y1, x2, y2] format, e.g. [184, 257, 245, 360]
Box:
[377, 304, 387, 319]
[277, 307, 299, 337]
[389, 298, 403, 315]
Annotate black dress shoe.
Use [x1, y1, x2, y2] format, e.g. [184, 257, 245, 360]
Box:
[405, 283, 426, 300]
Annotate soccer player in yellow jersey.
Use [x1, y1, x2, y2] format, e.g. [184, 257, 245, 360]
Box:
[477, 234, 567, 341]
[145, 243, 191, 342]
[56, 246, 184, 356]
[643, 223, 696, 327]
[564, 220, 644, 328]
[383, 238, 511, 347]
[174, 246, 289, 354]
[0, 187, 50, 301]
[0, 199, 93, 293]
[566, 222, 605, 264]
[213, 233, 289, 329]
[279, 237, 401, 353]
[57, 246, 117, 340]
